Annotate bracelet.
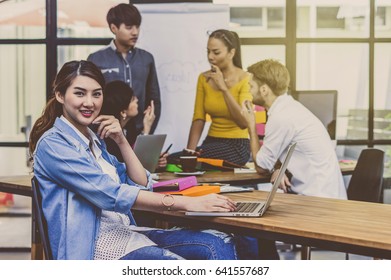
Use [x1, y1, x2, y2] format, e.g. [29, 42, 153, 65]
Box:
[161, 194, 175, 211]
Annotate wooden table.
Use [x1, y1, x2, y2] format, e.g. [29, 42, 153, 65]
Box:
[0, 175, 33, 197]
[0, 172, 267, 259]
[339, 160, 356, 175]
[0, 172, 267, 198]
[139, 190, 391, 259]
[159, 160, 355, 184]
[0, 161, 357, 259]
[158, 171, 268, 185]
[0, 160, 356, 197]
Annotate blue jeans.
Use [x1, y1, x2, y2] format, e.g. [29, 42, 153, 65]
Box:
[119, 245, 184, 260]
[120, 228, 237, 260]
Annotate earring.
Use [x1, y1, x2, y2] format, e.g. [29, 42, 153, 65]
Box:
[122, 116, 126, 121]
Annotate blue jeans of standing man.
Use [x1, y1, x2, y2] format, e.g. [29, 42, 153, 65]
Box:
[120, 228, 237, 260]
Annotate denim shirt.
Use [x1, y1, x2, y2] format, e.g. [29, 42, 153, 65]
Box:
[33, 117, 152, 259]
[87, 41, 161, 133]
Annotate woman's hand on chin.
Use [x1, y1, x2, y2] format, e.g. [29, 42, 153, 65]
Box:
[92, 115, 126, 144]
[204, 64, 228, 92]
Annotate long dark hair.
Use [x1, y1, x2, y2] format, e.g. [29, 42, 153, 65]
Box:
[29, 60, 105, 156]
[101, 80, 134, 121]
[209, 29, 242, 69]
[101, 80, 138, 147]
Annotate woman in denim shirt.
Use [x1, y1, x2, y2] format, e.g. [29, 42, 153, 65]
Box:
[29, 60, 240, 260]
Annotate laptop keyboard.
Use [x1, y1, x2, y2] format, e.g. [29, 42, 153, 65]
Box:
[236, 202, 261, 213]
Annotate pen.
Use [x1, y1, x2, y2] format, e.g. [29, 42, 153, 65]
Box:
[163, 143, 173, 155]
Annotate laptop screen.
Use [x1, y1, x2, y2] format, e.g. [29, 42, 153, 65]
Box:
[260, 142, 296, 215]
[133, 134, 166, 172]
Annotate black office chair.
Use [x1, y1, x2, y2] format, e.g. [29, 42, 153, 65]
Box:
[345, 148, 384, 259]
[347, 148, 384, 203]
[302, 148, 385, 260]
[31, 177, 53, 260]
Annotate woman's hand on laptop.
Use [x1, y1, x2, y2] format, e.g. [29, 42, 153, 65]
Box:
[271, 169, 292, 193]
[185, 194, 236, 212]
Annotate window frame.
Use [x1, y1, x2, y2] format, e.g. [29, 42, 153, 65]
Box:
[1, 0, 391, 150]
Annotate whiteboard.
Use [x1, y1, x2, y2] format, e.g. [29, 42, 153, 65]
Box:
[136, 3, 229, 153]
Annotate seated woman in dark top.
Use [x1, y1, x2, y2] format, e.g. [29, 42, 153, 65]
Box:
[101, 80, 167, 168]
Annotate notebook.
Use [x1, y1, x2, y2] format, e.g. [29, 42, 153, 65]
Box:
[133, 134, 166, 172]
[152, 176, 198, 192]
[160, 185, 221, 197]
[185, 142, 296, 217]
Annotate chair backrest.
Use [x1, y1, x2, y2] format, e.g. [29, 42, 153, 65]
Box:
[347, 148, 384, 203]
[31, 177, 53, 260]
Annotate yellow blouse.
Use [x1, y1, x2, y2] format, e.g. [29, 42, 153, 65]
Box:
[192, 73, 252, 139]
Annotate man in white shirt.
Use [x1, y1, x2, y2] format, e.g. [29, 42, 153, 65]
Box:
[242, 59, 346, 199]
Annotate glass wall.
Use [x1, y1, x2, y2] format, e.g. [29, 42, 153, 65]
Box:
[214, 0, 286, 38]
[375, 0, 391, 38]
[374, 43, 391, 140]
[0, 0, 47, 175]
[296, 43, 369, 141]
[241, 45, 285, 69]
[1, 0, 391, 177]
[57, 0, 127, 38]
[0, 44, 46, 139]
[297, 0, 370, 38]
[0, 0, 46, 39]
[214, 0, 391, 179]
[0, 43, 45, 175]
[57, 45, 102, 70]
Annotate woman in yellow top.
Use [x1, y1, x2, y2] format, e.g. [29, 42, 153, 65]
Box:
[186, 29, 252, 166]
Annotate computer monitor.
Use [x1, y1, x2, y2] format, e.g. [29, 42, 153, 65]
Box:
[292, 90, 337, 140]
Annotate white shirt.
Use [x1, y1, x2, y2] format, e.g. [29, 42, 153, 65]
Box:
[256, 94, 347, 199]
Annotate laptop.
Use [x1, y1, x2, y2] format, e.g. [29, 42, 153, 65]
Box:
[185, 142, 296, 217]
[133, 134, 166, 172]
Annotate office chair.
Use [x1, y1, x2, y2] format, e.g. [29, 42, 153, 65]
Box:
[347, 148, 384, 203]
[31, 177, 53, 260]
[301, 148, 385, 260]
[345, 148, 384, 259]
